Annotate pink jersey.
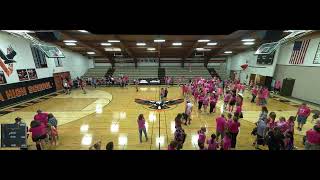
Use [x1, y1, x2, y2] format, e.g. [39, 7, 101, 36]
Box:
[236, 106, 242, 114]
[276, 121, 288, 133]
[224, 94, 231, 102]
[29, 123, 46, 138]
[298, 106, 311, 117]
[216, 116, 226, 132]
[203, 96, 209, 105]
[34, 113, 48, 125]
[210, 96, 217, 105]
[229, 121, 240, 133]
[222, 136, 231, 150]
[252, 88, 258, 95]
[198, 95, 205, 102]
[137, 119, 146, 129]
[217, 88, 223, 95]
[286, 121, 295, 134]
[198, 132, 206, 144]
[207, 139, 219, 150]
[262, 89, 269, 99]
[306, 129, 320, 144]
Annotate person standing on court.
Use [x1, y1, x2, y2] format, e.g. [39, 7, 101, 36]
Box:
[137, 114, 148, 143]
[34, 109, 48, 126]
[296, 103, 311, 131]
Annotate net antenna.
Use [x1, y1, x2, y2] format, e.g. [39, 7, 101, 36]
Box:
[255, 30, 314, 55]
[2, 30, 65, 58]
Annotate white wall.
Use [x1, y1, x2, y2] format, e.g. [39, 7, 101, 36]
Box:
[227, 49, 279, 83]
[0, 31, 90, 84]
[277, 32, 320, 66]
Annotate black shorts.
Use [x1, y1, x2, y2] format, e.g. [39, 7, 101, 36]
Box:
[32, 134, 47, 142]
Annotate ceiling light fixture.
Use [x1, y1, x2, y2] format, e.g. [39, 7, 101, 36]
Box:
[101, 43, 112, 46]
[108, 40, 120, 43]
[207, 42, 218, 45]
[105, 48, 121, 51]
[63, 40, 77, 43]
[224, 51, 233, 54]
[154, 39, 166, 42]
[65, 43, 77, 46]
[147, 48, 156, 51]
[196, 48, 211, 51]
[198, 39, 210, 42]
[78, 30, 89, 33]
[172, 42, 182, 46]
[136, 42, 146, 46]
[243, 42, 255, 45]
[87, 52, 95, 55]
[241, 39, 255, 42]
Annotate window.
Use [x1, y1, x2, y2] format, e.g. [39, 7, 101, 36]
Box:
[54, 57, 63, 67]
[30, 45, 48, 68]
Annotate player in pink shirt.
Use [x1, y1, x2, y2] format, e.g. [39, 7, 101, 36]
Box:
[197, 92, 205, 112]
[207, 133, 219, 150]
[228, 93, 237, 113]
[305, 125, 320, 150]
[285, 116, 295, 135]
[29, 120, 47, 150]
[216, 114, 227, 141]
[209, 93, 217, 114]
[251, 86, 258, 103]
[198, 127, 206, 149]
[202, 93, 209, 113]
[34, 109, 48, 126]
[137, 114, 148, 143]
[276, 117, 288, 134]
[296, 103, 311, 131]
[267, 112, 277, 130]
[235, 102, 243, 119]
[229, 116, 240, 149]
[222, 132, 232, 150]
[223, 91, 231, 110]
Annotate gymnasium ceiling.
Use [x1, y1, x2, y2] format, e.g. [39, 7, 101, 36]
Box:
[33, 30, 289, 61]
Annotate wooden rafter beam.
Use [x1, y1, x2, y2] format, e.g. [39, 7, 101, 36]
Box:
[60, 31, 115, 66]
[184, 41, 199, 58]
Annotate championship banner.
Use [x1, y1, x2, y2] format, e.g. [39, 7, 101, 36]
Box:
[0, 77, 56, 109]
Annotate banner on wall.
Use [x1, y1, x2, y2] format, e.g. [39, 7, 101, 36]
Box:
[0, 45, 17, 77]
[0, 77, 56, 109]
[0, 71, 7, 85]
[17, 69, 29, 81]
[27, 69, 38, 80]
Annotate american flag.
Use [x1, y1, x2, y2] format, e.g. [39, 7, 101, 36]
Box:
[289, 39, 310, 64]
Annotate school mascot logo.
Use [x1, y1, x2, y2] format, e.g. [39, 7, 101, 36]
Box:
[0, 45, 17, 76]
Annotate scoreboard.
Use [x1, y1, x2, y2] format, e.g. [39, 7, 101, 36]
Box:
[257, 52, 275, 65]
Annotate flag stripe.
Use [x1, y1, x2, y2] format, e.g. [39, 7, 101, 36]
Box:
[289, 39, 310, 64]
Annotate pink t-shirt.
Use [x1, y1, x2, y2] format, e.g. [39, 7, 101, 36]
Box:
[207, 138, 219, 150]
[222, 136, 231, 150]
[137, 119, 146, 129]
[252, 88, 258, 95]
[224, 94, 231, 102]
[216, 116, 226, 132]
[263, 89, 269, 99]
[29, 123, 46, 138]
[286, 121, 295, 134]
[276, 121, 288, 133]
[198, 95, 205, 102]
[298, 106, 311, 117]
[229, 121, 240, 133]
[306, 129, 320, 144]
[198, 132, 206, 144]
[203, 97, 209, 105]
[236, 106, 242, 113]
[34, 113, 48, 125]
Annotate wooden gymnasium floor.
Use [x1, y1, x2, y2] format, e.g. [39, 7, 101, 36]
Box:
[0, 85, 316, 150]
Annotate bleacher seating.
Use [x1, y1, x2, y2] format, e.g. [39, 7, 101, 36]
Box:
[165, 66, 212, 84]
[113, 66, 158, 82]
[82, 67, 109, 79]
